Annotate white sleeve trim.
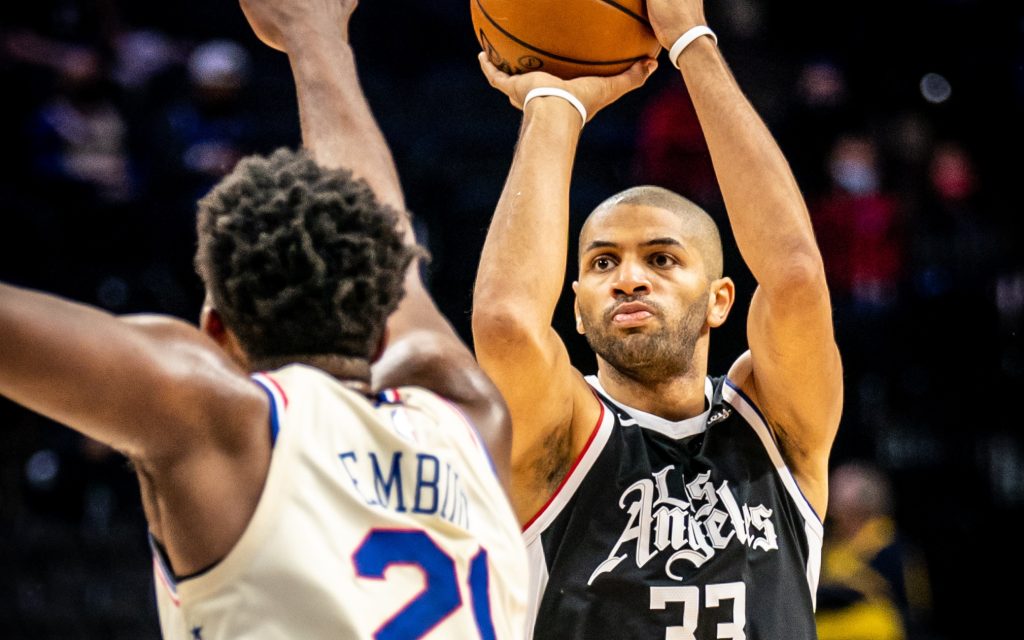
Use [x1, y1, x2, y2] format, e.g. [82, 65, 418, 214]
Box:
[722, 381, 824, 602]
[522, 402, 616, 545]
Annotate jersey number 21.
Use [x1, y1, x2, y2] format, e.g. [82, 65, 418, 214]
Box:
[353, 529, 496, 640]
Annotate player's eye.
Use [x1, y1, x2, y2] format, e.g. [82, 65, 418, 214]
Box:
[593, 256, 616, 271]
[650, 253, 677, 268]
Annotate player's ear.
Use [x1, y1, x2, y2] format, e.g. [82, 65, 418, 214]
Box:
[572, 281, 585, 334]
[200, 301, 226, 341]
[201, 303, 251, 367]
[707, 277, 735, 328]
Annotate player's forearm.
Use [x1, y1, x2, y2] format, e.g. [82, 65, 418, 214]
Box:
[285, 29, 405, 213]
[474, 101, 582, 329]
[286, 26, 447, 356]
[678, 38, 824, 290]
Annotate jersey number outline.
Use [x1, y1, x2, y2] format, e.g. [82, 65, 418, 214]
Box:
[353, 528, 496, 640]
[650, 582, 746, 640]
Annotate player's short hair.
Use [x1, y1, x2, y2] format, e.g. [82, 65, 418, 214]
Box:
[582, 186, 724, 279]
[195, 148, 419, 361]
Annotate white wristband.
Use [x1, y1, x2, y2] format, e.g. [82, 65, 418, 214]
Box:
[668, 25, 718, 69]
[522, 87, 588, 125]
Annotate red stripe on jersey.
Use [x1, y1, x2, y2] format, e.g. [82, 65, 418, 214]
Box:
[153, 556, 181, 607]
[263, 374, 289, 408]
[522, 397, 606, 532]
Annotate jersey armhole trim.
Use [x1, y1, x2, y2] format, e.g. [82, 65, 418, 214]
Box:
[722, 379, 824, 603]
[522, 391, 612, 542]
[149, 534, 181, 606]
[722, 379, 824, 532]
[252, 374, 285, 446]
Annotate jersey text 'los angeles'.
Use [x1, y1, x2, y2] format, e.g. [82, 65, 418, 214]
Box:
[525, 375, 822, 640]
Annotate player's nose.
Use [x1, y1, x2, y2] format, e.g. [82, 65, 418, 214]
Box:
[611, 260, 652, 297]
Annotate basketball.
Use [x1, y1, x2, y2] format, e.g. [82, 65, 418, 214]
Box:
[470, 0, 661, 79]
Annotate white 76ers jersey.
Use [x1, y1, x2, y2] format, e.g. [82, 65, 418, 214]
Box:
[152, 363, 528, 639]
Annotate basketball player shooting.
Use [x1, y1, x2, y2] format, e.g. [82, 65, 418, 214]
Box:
[0, 0, 528, 638]
[472, 1, 842, 638]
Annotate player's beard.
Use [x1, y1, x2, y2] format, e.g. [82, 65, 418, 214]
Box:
[581, 291, 709, 384]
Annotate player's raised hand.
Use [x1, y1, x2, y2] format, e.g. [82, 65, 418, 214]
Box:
[477, 53, 657, 123]
[240, 0, 358, 52]
[646, 0, 708, 50]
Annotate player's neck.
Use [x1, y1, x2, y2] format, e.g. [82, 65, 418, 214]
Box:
[250, 354, 372, 395]
[596, 358, 708, 422]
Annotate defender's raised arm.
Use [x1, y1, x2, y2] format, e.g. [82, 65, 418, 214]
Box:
[241, 0, 515, 477]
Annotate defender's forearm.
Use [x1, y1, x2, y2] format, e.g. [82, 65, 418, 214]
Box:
[286, 30, 405, 213]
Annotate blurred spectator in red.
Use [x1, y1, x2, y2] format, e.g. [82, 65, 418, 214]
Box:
[633, 76, 718, 209]
[911, 142, 1004, 300]
[816, 462, 932, 640]
[813, 134, 905, 314]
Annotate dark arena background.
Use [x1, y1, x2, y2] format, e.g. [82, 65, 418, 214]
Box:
[1, 1, 1021, 638]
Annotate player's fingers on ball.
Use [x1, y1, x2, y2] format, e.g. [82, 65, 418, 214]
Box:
[477, 52, 502, 77]
[477, 53, 496, 81]
[612, 59, 656, 95]
[627, 58, 658, 87]
[478, 53, 509, 87]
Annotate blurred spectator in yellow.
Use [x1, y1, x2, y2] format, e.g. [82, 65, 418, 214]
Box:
[817, 462, 932, 640]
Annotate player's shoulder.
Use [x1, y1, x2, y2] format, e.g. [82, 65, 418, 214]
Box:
[725, 350, 754, 395]
[119, 313, 209, 342]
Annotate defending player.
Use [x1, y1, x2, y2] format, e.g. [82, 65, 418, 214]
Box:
[0, 0, 527, 637]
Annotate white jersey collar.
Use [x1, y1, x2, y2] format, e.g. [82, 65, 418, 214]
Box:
[585, 375, 713, 440]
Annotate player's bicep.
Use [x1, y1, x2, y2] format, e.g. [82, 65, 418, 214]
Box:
[474, 324, 598, 523]
[92, 316, 269, 460]
[473, 324, 579, 462]
[742, 284, 843, 460]
[0, 286, 265, 460]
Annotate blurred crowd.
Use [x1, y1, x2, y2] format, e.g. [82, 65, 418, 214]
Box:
[0, 1, 1021, 638]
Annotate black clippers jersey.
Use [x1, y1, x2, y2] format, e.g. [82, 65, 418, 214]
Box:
[524, 375, 822, 640]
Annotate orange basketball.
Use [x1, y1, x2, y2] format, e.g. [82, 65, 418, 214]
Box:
[471, 0, 661, 79]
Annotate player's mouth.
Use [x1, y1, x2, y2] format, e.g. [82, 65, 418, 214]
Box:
[609, 301, 656, 326]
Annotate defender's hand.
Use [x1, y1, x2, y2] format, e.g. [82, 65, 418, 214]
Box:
[239, 0, 358, 52]
[478, 53, 657, 123]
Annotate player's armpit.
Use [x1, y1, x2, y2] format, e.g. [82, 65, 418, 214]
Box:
[730, 278, 842, 517]
[472, 312, 600, 523]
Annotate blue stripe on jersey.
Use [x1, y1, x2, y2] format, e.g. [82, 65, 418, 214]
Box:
[252, 377, 282, 446]
[148, 533, 178, 593]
